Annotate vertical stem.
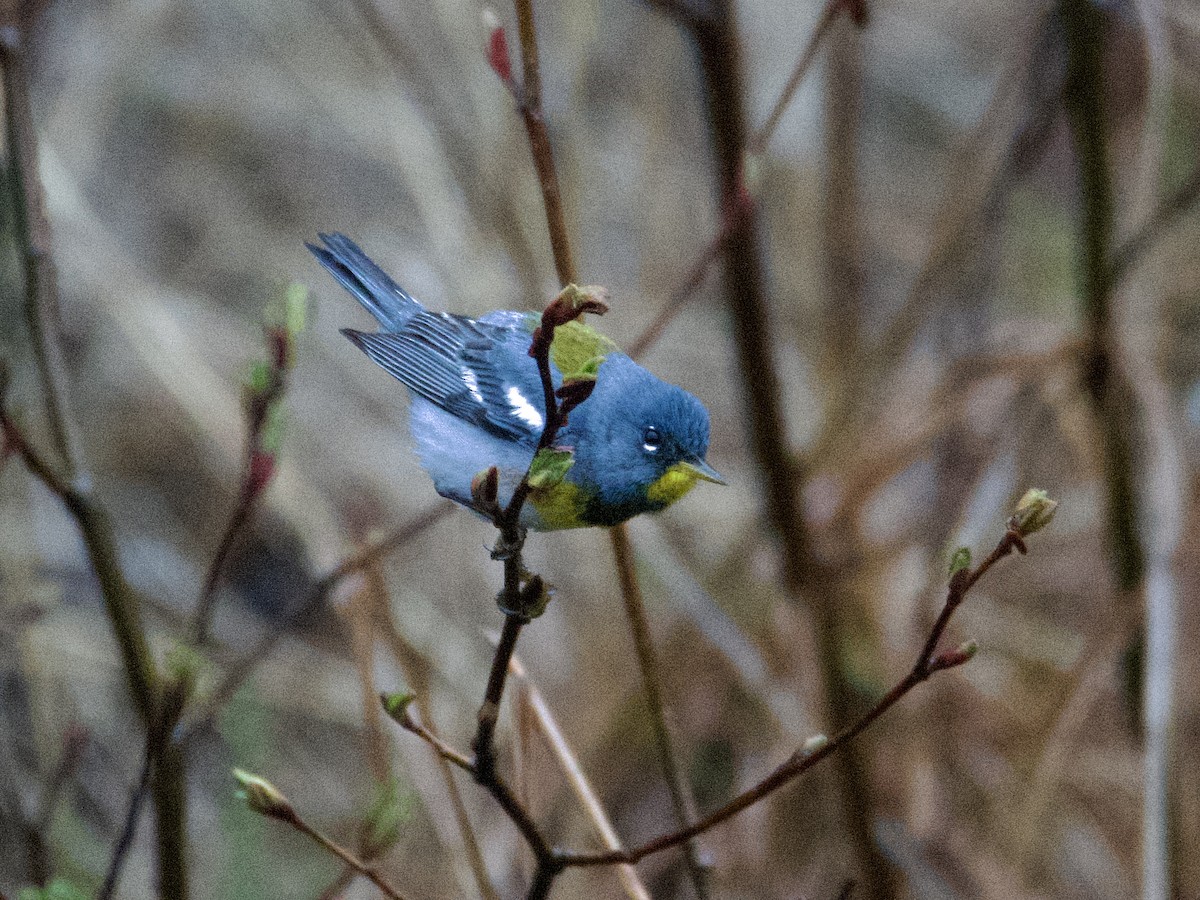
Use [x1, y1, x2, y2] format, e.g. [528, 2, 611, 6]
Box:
[514, 0, 576, 286]
[1060, 0, 1144, 593]
[610, 525, 710, 898]
[683, 0, 896, 892]
[1061, 4, 1163, 898]
[0, 22, 77, 474]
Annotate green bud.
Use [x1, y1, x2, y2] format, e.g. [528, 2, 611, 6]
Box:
[360, 777, 412, 858]
[246, 360, 273, 396]
[233, 768, 295, 821]
[1011, 488, 1058, 535]
[283, 282, 309, 337]
[259, 400, 288, 454]
[527, 448, 574, 489]
[958, 639, 978, 660]
[948, 546, 972, 576]
[802, 733, 828, 756]
[380, 691, 417, 724]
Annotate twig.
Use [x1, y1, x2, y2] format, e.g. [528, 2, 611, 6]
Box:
[192, 322, 295, 646]
[659, 0, 894, 890]
[376, 605, 500, 900]
[96, 736, 154, 900]
[1108, 156, 1200, 288]
[391, 703, 558, 870]
[1, 375, 187, 899]
[0, 15, 78, 474]
[510, 657, 651, 900]
[294, 816, 407, 898]
[180, 503, 453, 738]
[558, 514, 1043, 868]
[747, 0, 868, 156]
[627, 211, 730, 362]
[1063, 0, 1144, 594]
[609, 524, 710, 897]
[628, 0, 865, 361]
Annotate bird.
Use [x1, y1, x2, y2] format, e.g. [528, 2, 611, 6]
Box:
[308, 233, 724, 530]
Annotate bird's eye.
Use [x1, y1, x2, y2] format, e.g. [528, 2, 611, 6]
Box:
[642, 426, 662, 453]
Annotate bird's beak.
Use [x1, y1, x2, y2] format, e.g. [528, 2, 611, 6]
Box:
[680, 458, 726, 485]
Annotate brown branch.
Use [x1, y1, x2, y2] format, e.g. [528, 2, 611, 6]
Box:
[0, 16, 78, 474]
[375, 603, 499, 900]
[1108, 154, 1200, 288]
[191, 327, 291, 646]
[747, 0, 867, 156]
[291, 814, 407, 898]
[659, 0, 893, 890]
[180, 504, 453, 739]
[609, 524, 710, 897]
[557, 517, 1039, 869]
[389, 702, 560, 875]
[509, 0, 576, 286]
[629, 0, 864, 360]
[509, 658, 651, 900]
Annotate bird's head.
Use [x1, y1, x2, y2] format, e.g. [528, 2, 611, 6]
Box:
[566, 355, 723, 525]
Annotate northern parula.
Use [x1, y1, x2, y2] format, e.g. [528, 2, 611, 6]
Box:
[309, 233, 724, 529]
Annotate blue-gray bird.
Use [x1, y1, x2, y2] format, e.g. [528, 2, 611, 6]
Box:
[309, 233, 723, 529]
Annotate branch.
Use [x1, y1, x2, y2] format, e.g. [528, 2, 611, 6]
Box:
[383, 697, 560, 879]
[557, 498, 1055, 868]
[658, 0, 893, 889]
[747, 0, 868, 156]
[180, 503, 454, 739]
[0, 16, 78, 474]
[609, 524, 710, 897]
[628, 0, 866, 360]
[192, 314, 300, 646]
[233, 771, 409, 900]
[1107, 154, 1200, 288]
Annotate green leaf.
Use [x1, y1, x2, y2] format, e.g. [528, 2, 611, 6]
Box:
[245, 360, 273, 395]
[18, 878, 90, 900]
[527, 448, 574, 489]
[259, 400, 288, 454]
[361, 777, 412, 858]
[948, 546, 972, 576]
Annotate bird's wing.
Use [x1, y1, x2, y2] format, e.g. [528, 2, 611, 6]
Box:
[344, 310, 547, 443]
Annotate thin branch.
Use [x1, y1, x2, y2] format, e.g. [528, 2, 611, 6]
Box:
[558, 518, 1038, 868]
[747, 0, 867, 156]
[629, 0, 865, 361]
[96, 737, 154, 900]
[393, 704, 557, 866]
[291, 816, 408, 900]
[1108, 155, 1200, 288]
[375, 602, 499, 900]
[512, 0, 575, 286]
[0, 16, 78, 474]
[510, 657, 651, 900]
[192, 323, 294, 646]
[609, 524, 710, 897]
[661, 0, 894, 890]
[181, 503, 453, 738]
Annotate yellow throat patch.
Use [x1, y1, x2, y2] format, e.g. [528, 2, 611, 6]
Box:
[646, 463, 701, 507]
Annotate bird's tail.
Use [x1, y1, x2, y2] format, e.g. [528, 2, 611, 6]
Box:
[307, 232, 421, 331]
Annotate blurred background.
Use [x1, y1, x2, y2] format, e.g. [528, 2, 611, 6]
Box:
[1, 0, 1197, 897]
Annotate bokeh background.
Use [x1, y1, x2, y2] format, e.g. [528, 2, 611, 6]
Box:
[1, 0, 1198, 897]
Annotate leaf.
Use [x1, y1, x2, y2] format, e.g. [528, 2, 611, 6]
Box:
[361, 776, 413, 858]
[948, 546, 971, 576]
[527, 448, 574, 489]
